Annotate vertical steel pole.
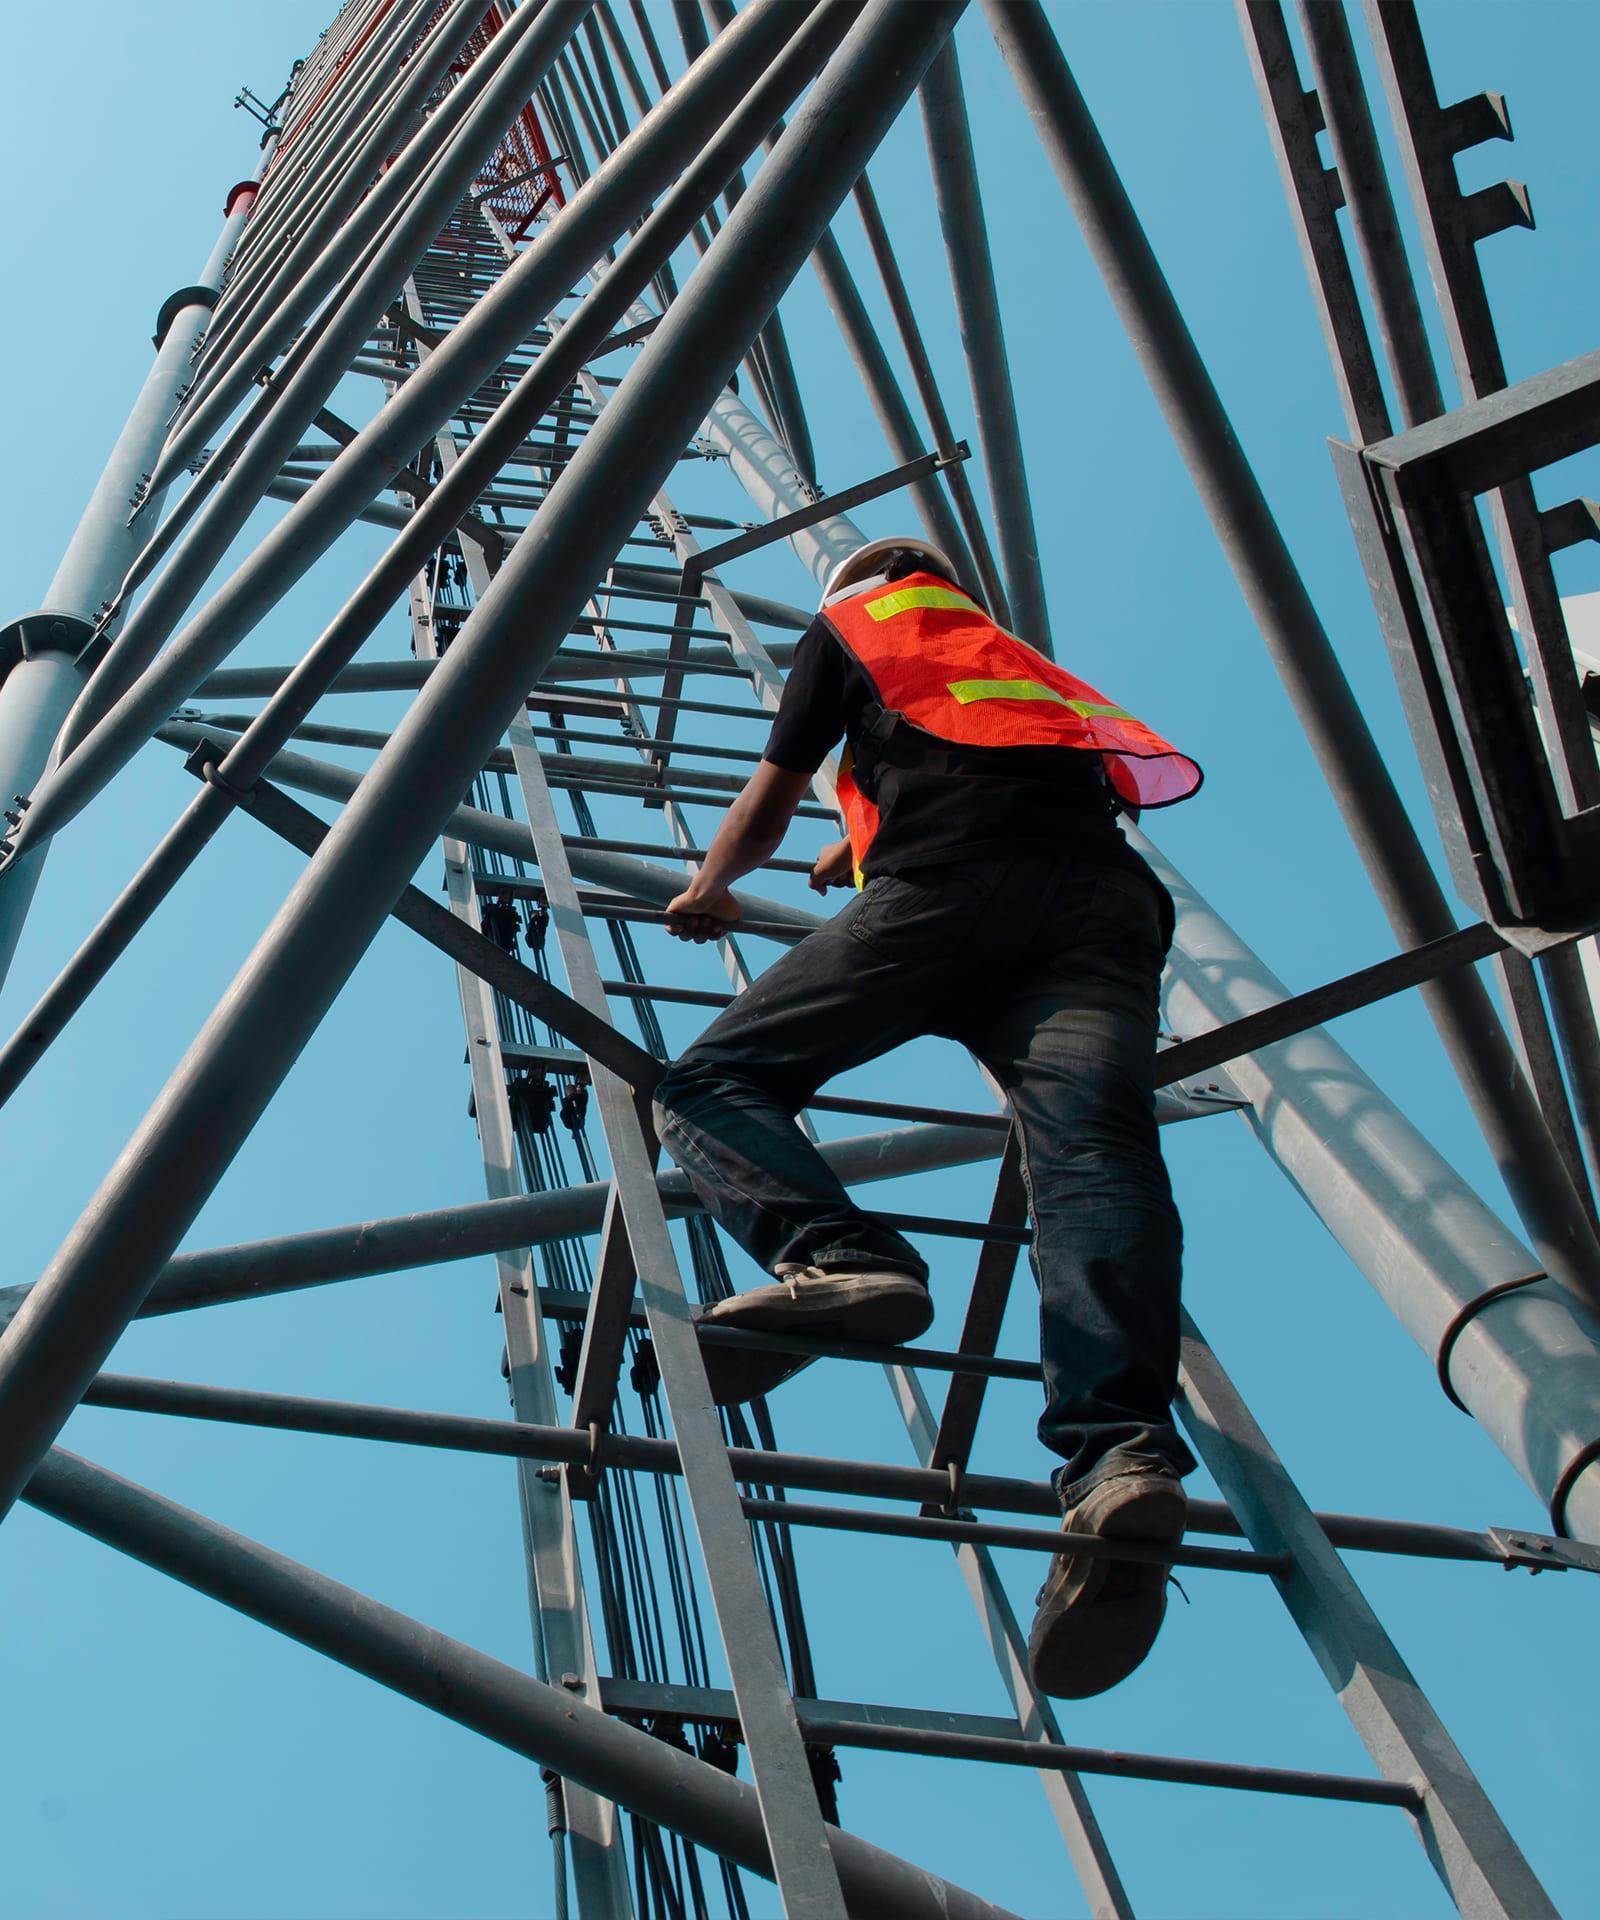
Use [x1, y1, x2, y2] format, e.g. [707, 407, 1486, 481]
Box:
[0, 164, 266, 993]
[918, 43, 1051, 647]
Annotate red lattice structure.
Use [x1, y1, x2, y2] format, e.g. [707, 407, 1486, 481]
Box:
[456, 2, 567, 240]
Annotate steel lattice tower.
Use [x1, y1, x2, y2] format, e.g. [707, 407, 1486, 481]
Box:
[2, 3, 1598, 1915]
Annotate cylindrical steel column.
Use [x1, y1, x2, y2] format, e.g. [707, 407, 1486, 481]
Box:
[0, 164, 266, 992]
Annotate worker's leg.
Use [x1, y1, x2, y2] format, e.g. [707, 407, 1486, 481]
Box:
[653, 866, 992, 1281]
[958, 861, 1195, 1504]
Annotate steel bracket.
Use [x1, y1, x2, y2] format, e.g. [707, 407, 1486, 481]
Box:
[680, 443, 970, 596]
[1486, 1526, 1600, 1575]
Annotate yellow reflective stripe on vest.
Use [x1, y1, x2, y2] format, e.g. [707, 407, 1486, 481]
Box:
[865, 584, 981, 621]
[946, 679, 1134, 720]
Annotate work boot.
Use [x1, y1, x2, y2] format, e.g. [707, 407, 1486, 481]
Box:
[695, 1263, 933, 1406]
[1027, 1458, 1187, 1699]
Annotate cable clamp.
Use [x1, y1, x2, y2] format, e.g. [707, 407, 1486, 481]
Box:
[1434, 1271, 1546, 1410]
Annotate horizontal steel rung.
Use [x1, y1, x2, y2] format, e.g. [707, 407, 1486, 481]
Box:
[592, 1676, 1416, 1806]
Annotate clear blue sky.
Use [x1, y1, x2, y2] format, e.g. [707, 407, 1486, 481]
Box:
[0, 4, 1596, 1917]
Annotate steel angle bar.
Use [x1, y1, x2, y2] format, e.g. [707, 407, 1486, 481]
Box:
[433, 769, 633, 1911]
[681, 445, 970, 593]
[917, 43, 1050, 649]
[1176, 1315, 1559, 1917]
[981, 0, 1600, 1321]
[23, 1448, 1020, 1920]
[883, 1365, 1132, 1918]
[812, 1719, 1416, 1810]
[0, 0, 816, 872]
[1143, 826, 1600, 1546]
[505, 733, 855, 1912]
[1152, 918, 1508, 1085]
[926, 1135, 1028, 1478]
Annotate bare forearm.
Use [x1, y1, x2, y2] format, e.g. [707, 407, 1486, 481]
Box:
[693, 790, 791, 896]
[664, 760, 814, 940]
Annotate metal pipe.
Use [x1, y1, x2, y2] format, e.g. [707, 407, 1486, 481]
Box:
[691, 0, 822, 486]
[0, 163, 267, 994]
[154, 717, 823, 933]
[850, 173, 1010, 622]
[23, 1447, 1019, 1920]
[981, 0, 1600, 1318]
[65, 1367, 1559, 1572]
[917, 43, 1050, 646]
[805, 242, 978, 584]
[1177, 1313, 1558, 1916]
[0, 1120, 996, 1334]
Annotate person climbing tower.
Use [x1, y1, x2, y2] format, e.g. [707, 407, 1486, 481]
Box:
[653, 534, 1203, 1696]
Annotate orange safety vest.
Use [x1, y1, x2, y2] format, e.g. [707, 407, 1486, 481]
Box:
[822, 572, 1201, 882]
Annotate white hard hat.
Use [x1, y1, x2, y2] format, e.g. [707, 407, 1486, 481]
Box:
[821, 536, 962, 606]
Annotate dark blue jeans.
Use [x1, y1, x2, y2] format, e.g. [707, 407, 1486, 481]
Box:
[652, 851, 1196, 1503]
